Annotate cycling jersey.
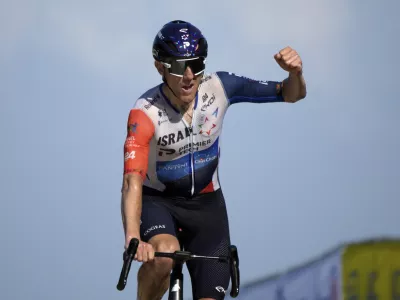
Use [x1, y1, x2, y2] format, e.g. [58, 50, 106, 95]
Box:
[123, 71, 284, 197]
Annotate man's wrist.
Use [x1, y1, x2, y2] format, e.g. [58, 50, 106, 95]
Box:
[125, 233, 141, 247]
[289, 69, 303, 77]
[125, 223, 140, 236]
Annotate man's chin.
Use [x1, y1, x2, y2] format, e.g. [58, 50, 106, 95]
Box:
[178, 93, 196, 104]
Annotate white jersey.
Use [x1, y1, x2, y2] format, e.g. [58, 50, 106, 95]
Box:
[123, 71, 284, 197]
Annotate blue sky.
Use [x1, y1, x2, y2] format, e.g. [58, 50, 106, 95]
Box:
[1, 0, 399, 299]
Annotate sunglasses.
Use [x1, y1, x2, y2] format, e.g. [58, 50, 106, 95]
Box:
[162, 57, 206, 77]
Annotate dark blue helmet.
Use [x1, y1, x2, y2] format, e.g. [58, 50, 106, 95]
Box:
[152, 20, 208, 62]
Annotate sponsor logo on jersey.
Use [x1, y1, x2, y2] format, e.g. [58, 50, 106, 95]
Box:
[125, 136, 140, 148]
[157, 128, 192, 146]
[158, 139, 212, 156]
[178, 140, 212, 155]
[158, 148, 176, 156]
[158, 162, 189, 171]
[158, 108, 169, 125]
[201, 74, 212, 83]
[194, 155, 217, 164]
[201, 93, 216, 112]
[228, 72, 269, 85]
[128, 122, 138, 134]
[144, 94, 160, 110]
[212, 107, 219, 117]
[158, 108, 167, 118]
[198, 113, 218, 136]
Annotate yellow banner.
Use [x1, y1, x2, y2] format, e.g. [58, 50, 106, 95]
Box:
[342, 240, 400, 300]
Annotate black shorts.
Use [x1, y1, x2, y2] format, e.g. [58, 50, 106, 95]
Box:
[140, 188, 231, 300]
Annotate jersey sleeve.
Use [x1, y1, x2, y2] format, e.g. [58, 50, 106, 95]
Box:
[216, 71, 284, 105]
[123, 109, 155, 180]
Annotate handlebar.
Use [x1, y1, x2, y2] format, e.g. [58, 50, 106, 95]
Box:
[116, 238, 139, 291]
[116, 238, 240, 298]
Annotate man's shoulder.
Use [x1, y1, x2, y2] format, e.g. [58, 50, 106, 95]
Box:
[200, 71, 239, 87]
[127, 84, 165, 123]
[199, 72, 229, 91]
[132, 84, 160, 107]
[200, 72, 225, 84]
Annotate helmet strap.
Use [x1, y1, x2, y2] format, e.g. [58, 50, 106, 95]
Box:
[162, 75, 180, 100]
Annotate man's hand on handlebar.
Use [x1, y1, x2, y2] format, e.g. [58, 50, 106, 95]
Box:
[124, 237, 155, 263]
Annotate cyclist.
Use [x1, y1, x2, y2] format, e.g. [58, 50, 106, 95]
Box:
[121, 20, 307, 300]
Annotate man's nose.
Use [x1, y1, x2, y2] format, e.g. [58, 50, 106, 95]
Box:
[183, 67, 194, 81]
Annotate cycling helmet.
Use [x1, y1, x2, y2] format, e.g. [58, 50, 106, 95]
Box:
[152, 20, 208, 62]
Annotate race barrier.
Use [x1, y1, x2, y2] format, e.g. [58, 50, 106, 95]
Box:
[228, 238, 400, 300]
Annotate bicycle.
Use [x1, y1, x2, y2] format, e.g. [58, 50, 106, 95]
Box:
[116, 237, 240, 299]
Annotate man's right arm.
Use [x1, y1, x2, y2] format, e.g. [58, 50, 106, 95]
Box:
[121, 173, 143, 247]
[120, 108, 155, 251]
[215, 71, 284, 105]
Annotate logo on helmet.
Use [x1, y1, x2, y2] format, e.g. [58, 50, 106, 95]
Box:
[157, 31, 164, 40]
[152, 49, 159, 58]
[153, 21, 207, 60]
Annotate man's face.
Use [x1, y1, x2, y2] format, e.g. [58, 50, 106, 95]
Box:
[155, 60, 204, 104]
[165, 67, 202, 104]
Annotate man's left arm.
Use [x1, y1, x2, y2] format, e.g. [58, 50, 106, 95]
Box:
[274, 46, 307, 103]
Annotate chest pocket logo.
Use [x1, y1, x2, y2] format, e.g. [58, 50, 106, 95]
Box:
[197, 106, 220, 137]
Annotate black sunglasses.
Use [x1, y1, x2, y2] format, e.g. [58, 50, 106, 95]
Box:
[162, 57, 206, 77]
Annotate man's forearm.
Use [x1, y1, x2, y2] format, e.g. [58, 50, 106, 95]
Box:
[121, 176, 143, 239]
[282, 71, 307, 103]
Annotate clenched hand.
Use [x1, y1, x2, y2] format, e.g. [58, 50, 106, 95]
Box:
[124, 238, 155, 263]
[274, 46, 303, 75]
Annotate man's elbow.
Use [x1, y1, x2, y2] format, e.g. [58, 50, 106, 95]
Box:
[122, 173, 143, 194]
[296, 90, 307, 102]
[284, 92, 306, 103]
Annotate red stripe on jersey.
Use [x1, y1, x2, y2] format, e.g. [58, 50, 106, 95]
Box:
[200, 181, 214, 194]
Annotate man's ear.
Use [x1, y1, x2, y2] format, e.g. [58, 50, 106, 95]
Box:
[154, 61, 164, 76]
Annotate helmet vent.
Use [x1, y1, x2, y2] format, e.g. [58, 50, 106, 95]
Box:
[166, 41, 178, 52]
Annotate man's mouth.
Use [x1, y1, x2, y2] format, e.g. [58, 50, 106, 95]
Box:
[181, 84, 194, 94]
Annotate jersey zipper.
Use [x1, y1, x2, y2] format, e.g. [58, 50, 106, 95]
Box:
[190, 108, 196, 196]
